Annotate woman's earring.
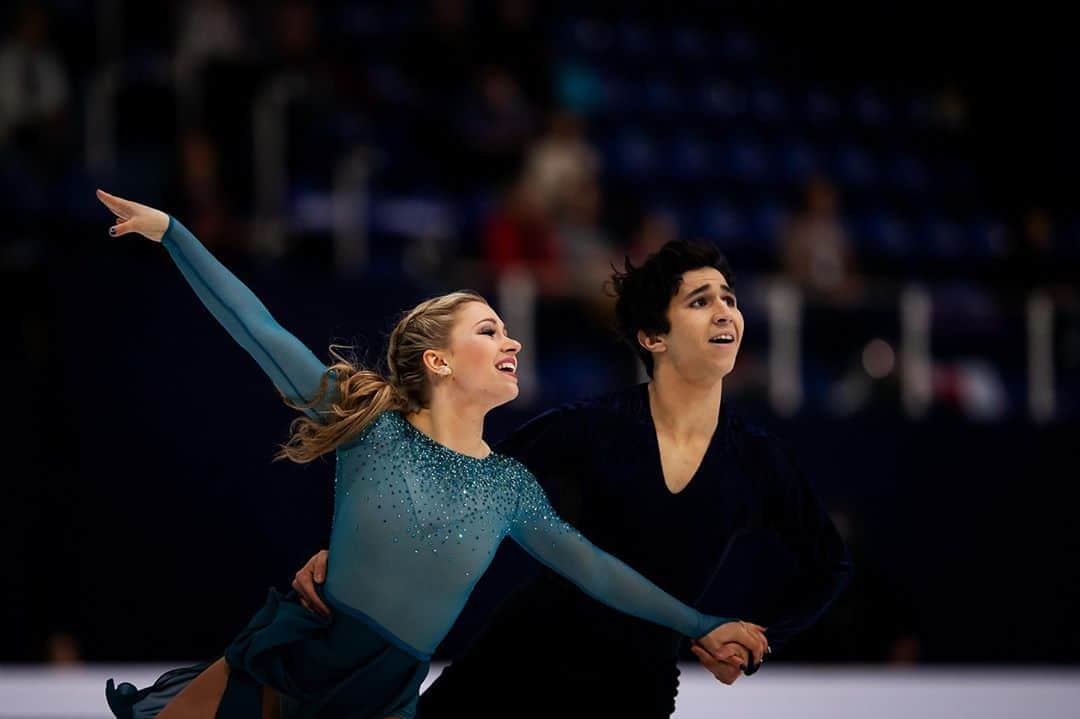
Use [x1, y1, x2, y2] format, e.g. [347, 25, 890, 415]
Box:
[439, 366, 452, 376]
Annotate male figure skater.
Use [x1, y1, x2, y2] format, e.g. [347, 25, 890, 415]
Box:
[295, 241, 852, 718]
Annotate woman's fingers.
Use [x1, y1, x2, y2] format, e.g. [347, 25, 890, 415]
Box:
[96, 189, 169, 242]
[311, 549, 328, 583]
[109, 220, 138, 237]
[691, 644, 731, 670]
[96, 189, 132, 217]
[292, 565, 331, 617]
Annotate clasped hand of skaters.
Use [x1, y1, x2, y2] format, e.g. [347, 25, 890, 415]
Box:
[290, 550, 770, 686]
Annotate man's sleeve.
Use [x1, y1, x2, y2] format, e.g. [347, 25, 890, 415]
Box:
[750, 434, 854, 653]
[493, 404, 590, 512]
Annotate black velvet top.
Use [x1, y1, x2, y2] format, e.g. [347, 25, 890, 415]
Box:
[422, 383, 852, 714]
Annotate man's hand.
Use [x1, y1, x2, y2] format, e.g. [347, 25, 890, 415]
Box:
[691, 641, 749, 685]
[695, 620, 768, 667]
[291, 549, 331, 617]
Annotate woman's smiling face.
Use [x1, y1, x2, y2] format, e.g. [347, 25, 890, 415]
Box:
[435, 301, 523, 410]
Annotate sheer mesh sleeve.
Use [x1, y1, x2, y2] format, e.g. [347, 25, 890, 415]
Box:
[506, 464, 732, 639]
[161, 216, 335, 420]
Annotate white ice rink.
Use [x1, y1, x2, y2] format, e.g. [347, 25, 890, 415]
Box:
[2, 664, 1078, 718]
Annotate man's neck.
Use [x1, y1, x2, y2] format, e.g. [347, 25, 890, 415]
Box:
[648, 365, 724, 441]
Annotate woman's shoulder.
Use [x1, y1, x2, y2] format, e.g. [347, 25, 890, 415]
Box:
[485, 450, 533, 477]
[337, 409, 404, 452]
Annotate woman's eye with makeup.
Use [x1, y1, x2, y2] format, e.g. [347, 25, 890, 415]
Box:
[480, 328, 496, 336]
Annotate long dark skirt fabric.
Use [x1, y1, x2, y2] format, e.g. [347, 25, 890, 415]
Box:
[106, 588, 428, 719]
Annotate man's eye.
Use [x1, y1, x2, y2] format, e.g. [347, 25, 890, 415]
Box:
[691, 298, 708, 307]
[724, 297, 736, 307]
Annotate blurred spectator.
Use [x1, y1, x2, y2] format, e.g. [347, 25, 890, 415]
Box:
[780, 174, 864, 306]
[1009, 207, 1068, 298]
[553, 173, 613, 300]
[627, 210, 679, 265]
[173, 0, 248, 85]
[483, 179, 563, 293]
[171, 128, 247, 257]
[0, 4, 70, 159]
[408, 0, 477, 101]
[273, 0, 319, 67]
[935, 82, 969, 132]
[522, 110, 599, 218]
[478, 0, 551, 107]
[457, 64, 535, 185]
[173, 0, 250, 130]
[44, 632, 82, 665]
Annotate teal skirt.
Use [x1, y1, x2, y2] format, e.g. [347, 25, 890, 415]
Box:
[106, 587, 429, 719]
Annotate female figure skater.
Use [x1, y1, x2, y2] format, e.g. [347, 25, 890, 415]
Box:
[94, 190, 768, 719]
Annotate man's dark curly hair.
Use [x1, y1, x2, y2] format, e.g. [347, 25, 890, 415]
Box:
[610, 240, 736, 378]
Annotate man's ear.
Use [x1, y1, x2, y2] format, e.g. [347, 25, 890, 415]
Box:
[637, 328, 666, 355]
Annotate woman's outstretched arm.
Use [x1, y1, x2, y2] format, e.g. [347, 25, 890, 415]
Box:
[97, 189, 334, 419]
[505, 463, 769, 665]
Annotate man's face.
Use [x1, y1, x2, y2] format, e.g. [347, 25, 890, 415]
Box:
[643, 267, 744, 381]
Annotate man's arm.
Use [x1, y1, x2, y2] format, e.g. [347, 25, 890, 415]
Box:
[493, 403, 592, 512]
[750, 434, 853, 653]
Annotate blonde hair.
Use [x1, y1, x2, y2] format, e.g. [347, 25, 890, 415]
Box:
[276, 290, 488, 464]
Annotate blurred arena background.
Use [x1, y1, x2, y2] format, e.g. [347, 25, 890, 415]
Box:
[2, 1, 1077, 716]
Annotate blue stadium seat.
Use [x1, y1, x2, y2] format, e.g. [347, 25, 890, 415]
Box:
[556, 62, 606, 114]
[697, 79, 747, 119]
[671, 26, 711, 60]
[830, 143, 878, 189]
[720, 28, 760, 64]
[698, 202, 749, 245]
[671, 134, 714, 180]
[904, 95, 934, 130]
[919, 216, 966, 258]
[562, 17, 616, 56]
[804, 87, 840, 125]
[882, 151, 929, 195]
[618, 21, 659, 57]
[599, 73, 646, 114]
[748, 200, 789, 248]
[644, 76, 681, 115]
[853, 88, 891, 127]
[853, 210, 913, 257]
[779, 138, 821, 184]
[720, 137, 768, 183]
[966, 217, 1008, 259]
[606, 129, 658, 178]
[750, 83, 789, 125]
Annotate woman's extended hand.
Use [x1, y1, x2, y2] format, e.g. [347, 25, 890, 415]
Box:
[696, 620, 768, 667]
[96, 189, 171, 243]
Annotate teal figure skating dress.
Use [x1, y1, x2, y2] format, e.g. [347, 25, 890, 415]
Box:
[105, 218, 736, 718]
